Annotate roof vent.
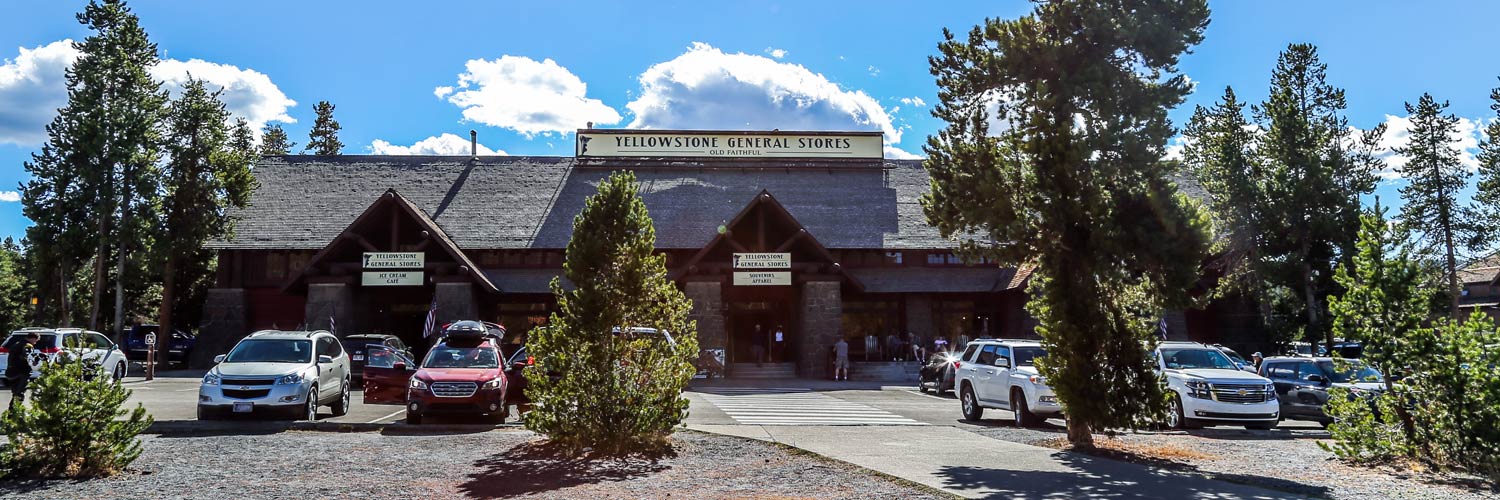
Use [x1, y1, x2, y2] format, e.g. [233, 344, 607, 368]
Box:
[469, 130, 478, 158]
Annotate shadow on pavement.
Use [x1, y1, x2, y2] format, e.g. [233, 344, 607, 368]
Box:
[935, 450, 1324, 499]
[1173, 427, 1329, 441]
[458, 441, 673, 498]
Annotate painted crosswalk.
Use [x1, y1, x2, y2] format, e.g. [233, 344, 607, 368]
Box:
[695, 388, 926, 426]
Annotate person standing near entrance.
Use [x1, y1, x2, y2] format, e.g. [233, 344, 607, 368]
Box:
[771, 325, 786, 363]
[885, 331, 900, 362]
[6, 332, 39, 408]
[834, 336, 850, 381]
[751, 324, 766, 367]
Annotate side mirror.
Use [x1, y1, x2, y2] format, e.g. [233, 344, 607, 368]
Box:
[318, 355, 334, 364]
[994, 357, 1011, 369]
[213, 354, 226, 364]
[392, 362, 407, 371]
[1306, 374, 1326, 384]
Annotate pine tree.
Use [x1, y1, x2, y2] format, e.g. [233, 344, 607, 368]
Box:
[21, 0, 167, 333]
[228, 118, 254, 156]
[0, 345, 152, 478]
[1395, 93, 1477, 318]
[303, 101, 343, 155]
[1252, 44, 1384, 353]
[0, 239, 32, 334]
[154, 79, 255, 366]
[523, 171, 699, 453]
[1472, 80, 1500, 250]
[923, 0, 1212, 446]
[1182, 87, 1274, 308]
[258, 123, 295, 156]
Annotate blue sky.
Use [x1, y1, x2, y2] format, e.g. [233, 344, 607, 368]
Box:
[1, 1, 1497, 242]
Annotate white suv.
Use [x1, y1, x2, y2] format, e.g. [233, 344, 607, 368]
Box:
[955, 339, 1062, 427]
[198, 330, 351, 421]
[1155, 341, 1279, 430]
[0, 327, 130, 382]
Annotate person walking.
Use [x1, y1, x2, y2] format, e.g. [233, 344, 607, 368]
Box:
[834, 336, 850, 381]
[750, 324, 766, 367]
[1251, 352, 1264, 370]
[6, 332, 39, 408]
[772, 325, 786, 363]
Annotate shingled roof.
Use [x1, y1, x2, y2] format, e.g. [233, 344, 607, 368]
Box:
[215, 155, 950, 251]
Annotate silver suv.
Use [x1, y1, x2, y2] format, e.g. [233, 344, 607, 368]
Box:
[198, 330, 352, 421]
[954, 339, 1062, 427]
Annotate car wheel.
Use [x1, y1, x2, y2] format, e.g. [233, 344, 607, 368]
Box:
[918, 378, 931, 393]
[1013, 391, 1040, 428]
[113, 361, 126, 382]
[331, 378, 350, 417]
[305, 386, 319, 422]
[1245, 421, 1277, 431]
[406, 409, 423, 425]
[1167, 395, 1200, 430]
[960, 385, 984, 421]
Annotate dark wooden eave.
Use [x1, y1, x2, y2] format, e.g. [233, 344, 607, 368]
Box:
[676, 189, 863, 291]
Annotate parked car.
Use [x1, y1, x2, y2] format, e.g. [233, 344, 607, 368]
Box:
[1328, 342, 1364, 359]
[1284, 341, 1316, 357]
[197, 330, 352, 421]
[340, 334, 413, 383]
[124, 324, 196, 367]
[955, 339, 1062, 427]
[0, 327, 129, 382]
[918, 351, 959, 395]
[1211, 344, 1258, 373]
[364, 320, 521, 424]
[1155, 341, 1279, 430]
[1260, 356, 1384, 427]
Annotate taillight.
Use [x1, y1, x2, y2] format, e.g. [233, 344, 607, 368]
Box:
[527, 356, 535, 366]
[40, 347, 60, 354]
[0, 347, 8, 353]
[953, 361, 962, 369]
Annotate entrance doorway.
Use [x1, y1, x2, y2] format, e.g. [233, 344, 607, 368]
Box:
[727, 301, 792, 364]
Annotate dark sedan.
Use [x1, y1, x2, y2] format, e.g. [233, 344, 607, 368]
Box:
[1260, 356, 1385, 427]
[918, 351, 960, 395]
[341, 334, 414, 382]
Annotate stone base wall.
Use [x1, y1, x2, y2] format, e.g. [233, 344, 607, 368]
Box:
[434, 282, 478, 327]
[305, 283, 354, 335]
[685, 281, 725, 352]
[796, 280, 842, 378]
[193, 288, 247, 368]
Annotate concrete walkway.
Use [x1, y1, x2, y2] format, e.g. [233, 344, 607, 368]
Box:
[690, 417, 1303, 499]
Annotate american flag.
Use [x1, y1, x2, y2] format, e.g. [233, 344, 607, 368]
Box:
[422, 297, 439, 338]
[1157, 317, 1169, 341]
[329, 315, 336, 335]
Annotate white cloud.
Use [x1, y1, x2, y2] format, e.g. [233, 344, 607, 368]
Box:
[867, 65, 880, 77]
[625, 42, 902, 146]
[369, 133, 507, 155]
[152, 58, 297, 132]
[0, 191, 19, 203]
[1164, 135, 1191, 161]
[1368, 113, 1487, 180]
[899, 96, 926, 107]
[884, 146, 923, 160]
[0, 40, 79, 146]
[764, 47, 787, 59]
[437, 56, 621, 137]
[0, 40, 295, 146]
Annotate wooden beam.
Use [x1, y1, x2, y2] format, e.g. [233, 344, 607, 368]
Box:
[757, 205, 766, 252]
[343, 233, 378, 252]
[390, 202, 400, 249]
[773, 229, 808, 253]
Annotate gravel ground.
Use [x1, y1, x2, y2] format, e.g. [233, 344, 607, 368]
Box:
[0, 429, 949, 499]
[965, 418, 1498, 500]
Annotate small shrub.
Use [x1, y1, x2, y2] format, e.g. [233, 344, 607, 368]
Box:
[1320, 387, 1410, 462]
[0, 349, 152, 478]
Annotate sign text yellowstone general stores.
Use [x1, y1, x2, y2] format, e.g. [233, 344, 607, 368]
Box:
[576, 130, 883, 159]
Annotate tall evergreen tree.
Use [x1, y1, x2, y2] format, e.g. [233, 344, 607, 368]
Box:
[1395, 93, 1476, 318]
[303, 101, 343, 155]
[924, 0, 1212, 446]
[1182, 88, 1267, 300]
[0, 239, 33, 334]
[258, 123, 295, 156]
[228, 118, 254, 156]
[154, 80, 255, 364]
[1251, 44, 1384, 352]
[1472, 80, 1500, 249]
[20, 0, 167, 333]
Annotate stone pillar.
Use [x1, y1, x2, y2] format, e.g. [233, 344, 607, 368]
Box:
[685, 281, 725, 352]
[305, 283, 355, 335]
[904, 294, 933, 339]
[434, 282, 478, 326]
[796, 280, 842, 378]
[1164, 309, 1190, 341]
[192, 288, 247, 368]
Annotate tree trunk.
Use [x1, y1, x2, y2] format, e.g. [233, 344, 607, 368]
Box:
[1066, 418, 1094, 448]
[1442, 215, 1459, 320]
[58, 262, 71, 327]
[157, 256, 176, 369]
[89, 213, 109, 330]
[115, 173, 133, 343]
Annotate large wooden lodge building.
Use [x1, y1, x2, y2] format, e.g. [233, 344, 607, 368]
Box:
[198, 129, 1245, 375]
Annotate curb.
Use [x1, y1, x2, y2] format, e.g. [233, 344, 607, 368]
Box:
[146, 419, 523, 434]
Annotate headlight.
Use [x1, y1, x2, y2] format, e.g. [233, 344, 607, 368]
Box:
[410, 378, 428, 390]
[276, 373, 303, 385]
[202, 372, 220, 386]
[482, 378, 503, 390]
[1185, 380, 1213, 399]
[1028, 375, 1046, 385]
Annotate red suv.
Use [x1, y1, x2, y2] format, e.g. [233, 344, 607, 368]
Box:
[363, 321, 528, 424]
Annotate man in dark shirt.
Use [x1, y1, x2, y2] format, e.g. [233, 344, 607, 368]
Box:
[6, 332, 40, 408]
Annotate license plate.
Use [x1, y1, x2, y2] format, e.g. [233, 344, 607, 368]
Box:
[352, 354, 364, 361]
[233, 402, 253, 413]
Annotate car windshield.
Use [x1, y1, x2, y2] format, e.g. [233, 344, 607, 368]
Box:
[1013, 347, 1046, 367]
[225, 339, 312, 363]
[1318, 361, 1383, 383]
[1161, 348, 1237, 370]
[423, 344, 499, 369]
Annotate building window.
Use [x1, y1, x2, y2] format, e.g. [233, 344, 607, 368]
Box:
[884, 252, 903, 265]
[497, 302, 552, 343]
[841, 299, 901, 359]
[927, 253, 946, 265]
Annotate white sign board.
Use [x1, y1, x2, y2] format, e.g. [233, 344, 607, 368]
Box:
[733, 253, 791, 269]
[577, 131, 883, 159]
[363, 252, 424, 269]
[362, 271, 424, 286]
[734, 271, 791, 286]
